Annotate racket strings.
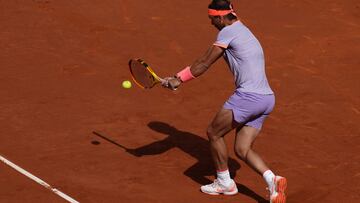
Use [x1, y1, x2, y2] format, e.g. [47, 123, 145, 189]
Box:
[129, 59, 157, 88]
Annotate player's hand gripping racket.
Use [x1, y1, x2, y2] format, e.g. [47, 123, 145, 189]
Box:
[128, 58, 167, 89]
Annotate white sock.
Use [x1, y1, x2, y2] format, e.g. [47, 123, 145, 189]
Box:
[263, 170, 275, 191]
[217, 169, 232, 186]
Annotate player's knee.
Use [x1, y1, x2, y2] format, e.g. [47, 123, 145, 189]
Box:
[235, 146, 249, 160]
[206, 126, 219, 141]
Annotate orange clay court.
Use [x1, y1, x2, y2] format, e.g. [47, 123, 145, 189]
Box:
[1, 0, 359, 202]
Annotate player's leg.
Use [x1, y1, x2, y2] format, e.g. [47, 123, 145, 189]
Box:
[207, 108, 238, 171]
[234, 125, 268, 174]
[200, 108, 240, 195]
[235, 125, 287, 203]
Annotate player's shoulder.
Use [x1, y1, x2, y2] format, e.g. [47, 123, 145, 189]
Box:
[219, 21, 244, 35]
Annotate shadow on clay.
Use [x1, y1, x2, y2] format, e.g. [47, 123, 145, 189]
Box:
[92, 121, 268, 203]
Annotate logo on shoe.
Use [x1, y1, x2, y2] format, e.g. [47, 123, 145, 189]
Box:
[216, 188, 224, 193]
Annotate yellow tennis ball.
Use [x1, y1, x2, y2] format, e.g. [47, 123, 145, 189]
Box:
[122, 80, 132, 89]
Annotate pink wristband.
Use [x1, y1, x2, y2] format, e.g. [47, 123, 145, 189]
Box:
[176, 66, 195, 82]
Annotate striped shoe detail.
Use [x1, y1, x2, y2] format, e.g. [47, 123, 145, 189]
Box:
[270, 176, 287, 203]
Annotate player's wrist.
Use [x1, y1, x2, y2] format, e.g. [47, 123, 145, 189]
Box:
[176, 66, 195, 82]
[174, 75, 183, 83]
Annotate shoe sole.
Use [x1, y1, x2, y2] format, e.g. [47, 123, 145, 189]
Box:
[276, 177, 287, 193]
[271, 193, 286, 203]
[223, 190, 238, 195]
[200, 185, 238, 196]
[271, 176, 287, 203]
[200, 190, 238, 196]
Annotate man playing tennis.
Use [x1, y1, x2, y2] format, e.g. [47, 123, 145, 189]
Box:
[162, 0, 287, 202]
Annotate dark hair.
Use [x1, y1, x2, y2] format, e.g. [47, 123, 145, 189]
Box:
[208, 0, 237, 20]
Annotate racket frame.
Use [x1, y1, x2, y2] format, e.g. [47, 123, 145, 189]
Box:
[128, 59, 164, 89]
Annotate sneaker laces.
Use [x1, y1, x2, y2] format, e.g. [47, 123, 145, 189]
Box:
[209, 179, 220, 188]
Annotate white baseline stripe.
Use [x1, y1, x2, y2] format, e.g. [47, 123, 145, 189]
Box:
[0, 155, 79, 203]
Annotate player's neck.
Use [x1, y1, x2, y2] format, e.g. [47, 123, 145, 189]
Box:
[224, 19, 238, 27]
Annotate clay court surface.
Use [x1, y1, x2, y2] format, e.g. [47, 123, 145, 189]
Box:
[1, 0, 360, 202]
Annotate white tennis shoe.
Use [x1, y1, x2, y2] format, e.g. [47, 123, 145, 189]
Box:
[200, 179, 238, 195]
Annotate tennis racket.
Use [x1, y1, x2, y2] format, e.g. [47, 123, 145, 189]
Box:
[128, 58, 165, 89]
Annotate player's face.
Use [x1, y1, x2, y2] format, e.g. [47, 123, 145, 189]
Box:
[209, 15, 224, 30]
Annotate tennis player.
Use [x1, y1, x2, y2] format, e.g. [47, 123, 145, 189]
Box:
[162, 0, 287, 202]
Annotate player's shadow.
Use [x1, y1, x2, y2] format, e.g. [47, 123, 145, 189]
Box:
[126, 121, 268, 203]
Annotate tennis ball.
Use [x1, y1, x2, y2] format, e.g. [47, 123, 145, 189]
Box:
[122, 80, 132, 89]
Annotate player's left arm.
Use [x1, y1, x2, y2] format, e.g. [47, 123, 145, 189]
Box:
[165, 45, 224, 89]
[189, 45, 225, 77]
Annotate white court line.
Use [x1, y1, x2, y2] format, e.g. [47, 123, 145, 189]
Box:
[0, 155, 79, 203]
